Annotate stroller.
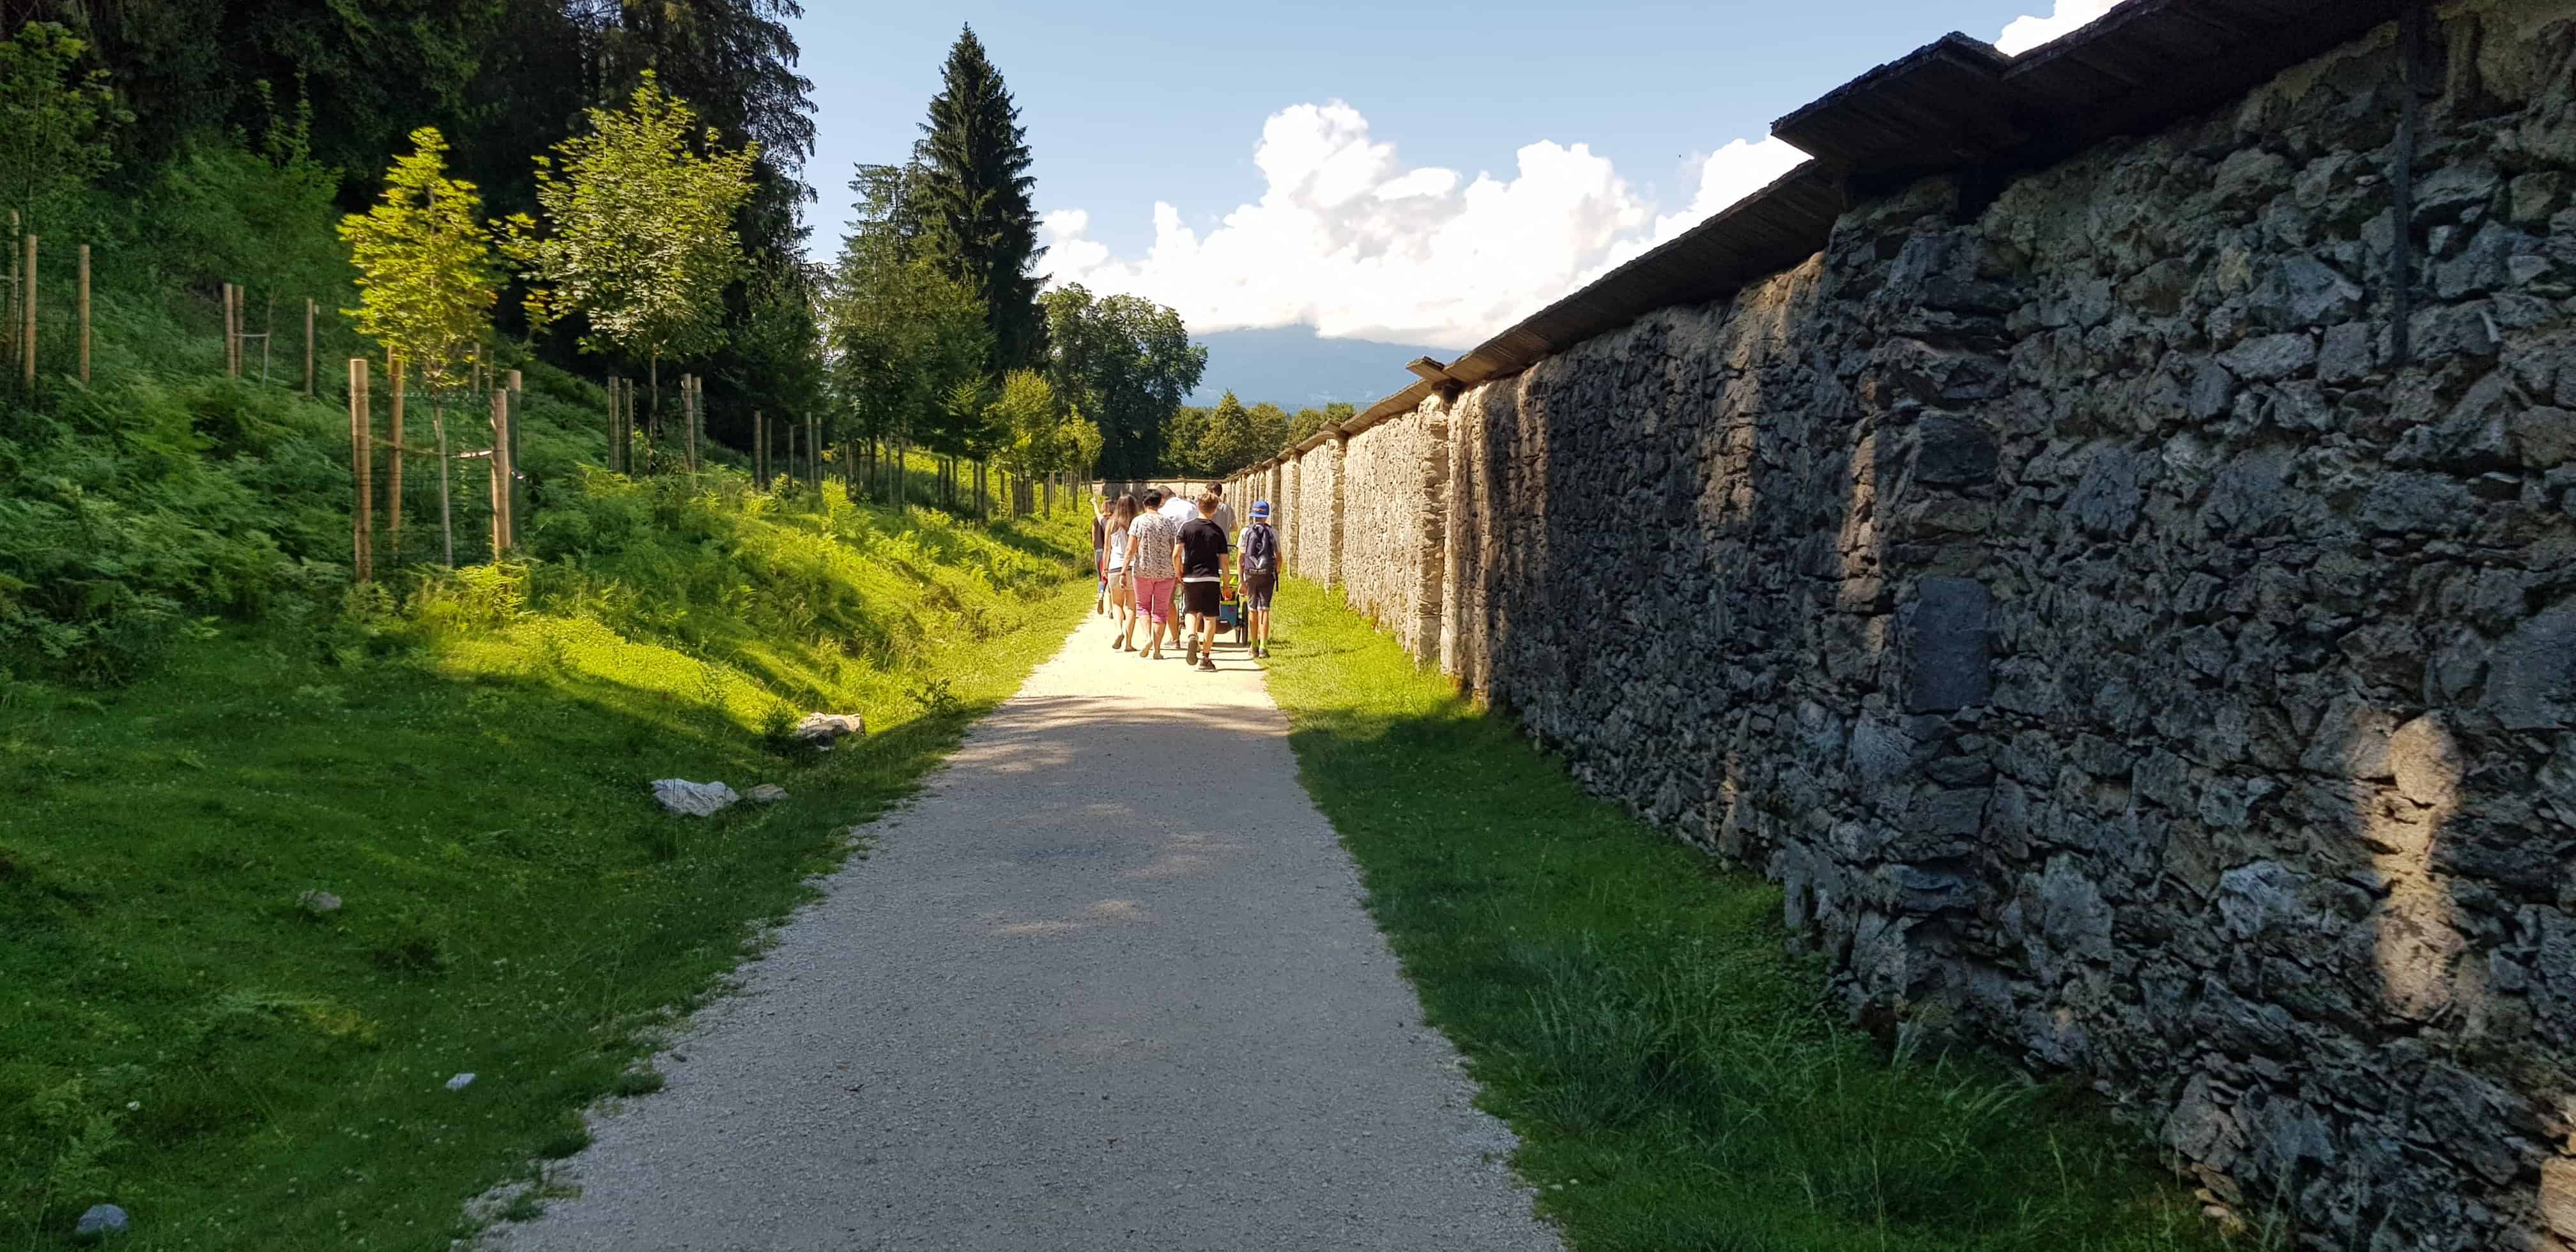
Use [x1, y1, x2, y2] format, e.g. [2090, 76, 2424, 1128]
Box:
[1216, 573, 1247, 647]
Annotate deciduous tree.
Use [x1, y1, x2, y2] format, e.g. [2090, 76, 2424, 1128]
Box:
[1039, 284, 1204, 477]
[0, 22, 126, 236]
[338, 126, 500, 565]
[503, 72, 758, 402]
[824, 161, 988, 457]
[340, 127, 499, 393]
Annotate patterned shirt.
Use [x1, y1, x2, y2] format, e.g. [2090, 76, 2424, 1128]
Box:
[1128, 512, 1181, 579]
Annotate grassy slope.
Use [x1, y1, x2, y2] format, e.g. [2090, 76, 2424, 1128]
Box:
[1260, 579, 2237, 1252]
[2, 358, 1094, 1244]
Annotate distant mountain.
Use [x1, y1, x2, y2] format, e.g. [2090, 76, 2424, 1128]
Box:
[1186, 326, 1452, 409]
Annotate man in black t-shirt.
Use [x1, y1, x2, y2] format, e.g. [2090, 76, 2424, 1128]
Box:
[1176, 491, 1230, 672]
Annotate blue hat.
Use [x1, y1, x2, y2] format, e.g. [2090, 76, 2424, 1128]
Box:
[1251, 500, 1271, 519]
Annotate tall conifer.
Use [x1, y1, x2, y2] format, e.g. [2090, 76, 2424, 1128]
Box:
[916, 25, 1045, 371]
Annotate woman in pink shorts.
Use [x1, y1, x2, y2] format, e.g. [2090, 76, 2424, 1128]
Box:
[1122, 489, 1184, 659]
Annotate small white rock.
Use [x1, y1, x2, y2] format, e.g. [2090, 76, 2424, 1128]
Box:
[650, 779, 739, 817]
[745, 784, 789, 804]
[445, 1073, 477, 1091]
[789, 713, 865, 747]
[298, 889, 342, 915]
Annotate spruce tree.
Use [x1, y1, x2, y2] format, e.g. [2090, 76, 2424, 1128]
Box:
[916, 25, 1045, 372]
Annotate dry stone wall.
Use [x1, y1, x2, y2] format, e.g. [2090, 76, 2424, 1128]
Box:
[1337, 405, 1450, 657]
[1292, 438, 1343, 585]
[1245, 4, 2576, 1248]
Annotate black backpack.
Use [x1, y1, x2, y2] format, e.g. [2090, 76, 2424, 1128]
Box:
[1241, 523, 1278, 573]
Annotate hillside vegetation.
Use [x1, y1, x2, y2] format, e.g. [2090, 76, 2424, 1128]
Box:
[0, 146, 1092, 1249]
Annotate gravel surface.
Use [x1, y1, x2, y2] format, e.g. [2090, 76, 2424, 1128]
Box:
[490, 611, 1563, 1251]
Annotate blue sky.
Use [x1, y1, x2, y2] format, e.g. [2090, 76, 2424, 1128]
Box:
[788, 1, 2121, 348]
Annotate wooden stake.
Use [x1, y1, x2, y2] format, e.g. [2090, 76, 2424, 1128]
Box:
[303, 298, 315, 395]
[76, 244, 89, 384]
[754, 410, 766, 482]
[489, 388, 512, 558]
[348, 359, 372, 582]
[507, 370, 525, 542]
[387, 351, 406, 562]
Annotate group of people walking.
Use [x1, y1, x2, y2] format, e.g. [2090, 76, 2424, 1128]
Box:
[1092, 483, 1278, 671]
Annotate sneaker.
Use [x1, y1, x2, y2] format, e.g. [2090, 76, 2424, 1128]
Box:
[1184, 639, 1198, 666]
[1198, 658, 1217, 673]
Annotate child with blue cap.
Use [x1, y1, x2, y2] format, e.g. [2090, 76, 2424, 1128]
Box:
[1238, 500, 1281, 659]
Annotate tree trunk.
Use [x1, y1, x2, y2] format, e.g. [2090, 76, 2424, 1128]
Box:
[434, 404, 454, 569]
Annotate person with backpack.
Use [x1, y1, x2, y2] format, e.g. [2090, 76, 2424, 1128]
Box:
[1239, 500, 1280, 659]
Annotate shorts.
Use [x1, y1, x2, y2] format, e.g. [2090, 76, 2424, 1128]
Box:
[1135, 576, 1177, 622]
[1241, 572, 1276, 612]
[1107, 569, 1130, 594]
[1183, 580, 1220, 617]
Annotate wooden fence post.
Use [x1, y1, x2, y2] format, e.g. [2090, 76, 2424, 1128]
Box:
[387, 350, 406, 563]
[754, 411, 766, 482]
[20, 234, 35, 390]
[348, 359, 372, 582]
[222, 283, 236, 378]
[507, 370, 525, 543]
[489, 387, 512, 559]
[77, 244, 89, 385]
[303, 299, 315, 395]
[606, 377, 622, 473]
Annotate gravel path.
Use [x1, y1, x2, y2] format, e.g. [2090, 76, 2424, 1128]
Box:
[490, 609, 1562, 1251]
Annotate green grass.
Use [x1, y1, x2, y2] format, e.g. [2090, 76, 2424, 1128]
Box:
[0, 483, 1093, 1249]
[1261, 579, 2240, 1252]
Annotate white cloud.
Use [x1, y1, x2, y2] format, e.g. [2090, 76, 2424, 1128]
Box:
[1995, 0, 2133, 55]
[1043, 0, 2129, 355]
[1579, 135, 1813, 281]
[1043, 103, 1821, 351]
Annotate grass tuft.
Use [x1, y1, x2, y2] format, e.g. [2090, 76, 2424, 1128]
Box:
[1261, 579, 2236, 1252]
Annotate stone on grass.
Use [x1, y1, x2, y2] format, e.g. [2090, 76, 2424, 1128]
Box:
[298, 890, 341, 915]
[73, 1204, 127, 1241]
[651, 779, 739, 817]
[790, 713, 866, 747]
[745, 784, 789, 803]
[445, 1073, 477, 1092]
